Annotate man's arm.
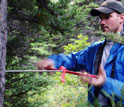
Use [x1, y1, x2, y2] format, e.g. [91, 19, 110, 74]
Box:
[102, 77, 124, 99]
[80, 65, 124, 99]
[37, 48, 88, 70]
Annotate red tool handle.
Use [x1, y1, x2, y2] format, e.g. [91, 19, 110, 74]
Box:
[45, 66, 97, 79]
[66, 70, 97, 78]
[44, 67, 59, 70]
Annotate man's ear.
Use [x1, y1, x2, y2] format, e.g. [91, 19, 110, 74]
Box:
[120, 14, 124, 22]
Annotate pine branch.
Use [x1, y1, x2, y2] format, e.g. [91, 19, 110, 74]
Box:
[93, 31, 124, 44]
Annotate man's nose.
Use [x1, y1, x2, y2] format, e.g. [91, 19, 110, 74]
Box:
[100, 19, 105, 25]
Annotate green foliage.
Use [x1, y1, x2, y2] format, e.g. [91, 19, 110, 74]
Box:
[4, 72, 53, 107]
[31, 42, 56, 56]
[7, 0, 99, 68]
[94, 31, 124, 44]
[4, 71, 90, 107]
[64, 34, 90, 54]
[27, 73, 89, 107]
[8, 0, 38, 15]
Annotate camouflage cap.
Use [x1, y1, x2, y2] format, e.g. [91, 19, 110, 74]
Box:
[90, 0, 124, 16]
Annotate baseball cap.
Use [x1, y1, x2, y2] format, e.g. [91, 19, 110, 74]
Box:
[90, 0, 124, 16]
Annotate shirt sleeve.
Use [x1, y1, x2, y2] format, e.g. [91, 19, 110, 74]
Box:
[48, 42, 101, 71]
[48, 49, 88, 71]
[102, 77, 124, 99]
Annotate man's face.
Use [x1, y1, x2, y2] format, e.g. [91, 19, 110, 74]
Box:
[98, 12, 123, 33]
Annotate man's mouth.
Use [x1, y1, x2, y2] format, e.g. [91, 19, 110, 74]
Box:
[101, 26, 109, 31]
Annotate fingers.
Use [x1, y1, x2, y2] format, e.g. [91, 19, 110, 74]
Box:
[99, 64, 106, 79]
[81, 76, 93, 84]
[98, 64, 106, 83]
[80, 70, 94, 85]
[80, 65, 106, 86]
[93, 65, 106, 86]
[36, 59, 55, 70]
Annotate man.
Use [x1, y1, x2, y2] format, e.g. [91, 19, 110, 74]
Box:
[37, 0, 124, 106]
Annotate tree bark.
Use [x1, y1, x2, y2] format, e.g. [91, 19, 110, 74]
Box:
[0, 0, 7, 106]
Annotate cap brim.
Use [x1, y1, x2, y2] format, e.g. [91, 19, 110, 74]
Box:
[90, 7, 114, 16]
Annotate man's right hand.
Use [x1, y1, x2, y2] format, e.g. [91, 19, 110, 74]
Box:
[36, 59, 55, 70]
[80, 65, 106, 86]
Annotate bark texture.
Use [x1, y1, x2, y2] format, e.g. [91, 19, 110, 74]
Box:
[0, 0, 7, 106]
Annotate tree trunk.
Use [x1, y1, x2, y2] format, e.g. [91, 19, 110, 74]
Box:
[0, 0, 7, 106]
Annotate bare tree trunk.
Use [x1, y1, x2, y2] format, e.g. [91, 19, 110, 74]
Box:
[0, 0, 7, 106]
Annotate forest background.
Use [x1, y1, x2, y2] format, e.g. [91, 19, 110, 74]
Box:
[5, 0, 123, 107]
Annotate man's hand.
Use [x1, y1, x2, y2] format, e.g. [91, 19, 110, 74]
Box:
[80, 65, 106, 86]
[36, 59, 55, 70]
